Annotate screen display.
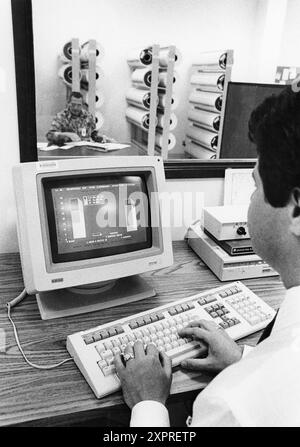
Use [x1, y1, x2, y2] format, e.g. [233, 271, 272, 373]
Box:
[43, 174, 152, 263]
[220, 83, 286, 158]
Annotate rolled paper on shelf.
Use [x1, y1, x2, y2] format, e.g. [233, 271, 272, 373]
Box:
[125, 106, 151, 130]
[159, 47, 182, 67]
[158, 94, 178, 110]
[81, 66, 104, 89]
[80, 41, 104, 63]
[189, 90, 222, 112]
[95, 111, 104, 129]
[131, 68, 152, 88]
[157, 113, 178, 131]
[190, 73, 225, 91]
[186, 125, 218, 151]
[127, 47, 152, 67]
[188, 108, 220, 131]
[126, 87, 152, 109]
[158, 71, 177, 88]
[195, 51, 228, 69]
[155, 132, 176, 151]
[185, 139, 217, 159]
[60, 41, 77, 62]
[58, 64, 82, 87]
[83, 91, 105, 109]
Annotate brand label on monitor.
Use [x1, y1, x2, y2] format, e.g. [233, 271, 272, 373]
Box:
[51, 278, 64, 283]
[36, 161, 59, 171]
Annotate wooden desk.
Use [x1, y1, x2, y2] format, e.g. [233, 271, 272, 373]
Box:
[0, 241, 285, 426]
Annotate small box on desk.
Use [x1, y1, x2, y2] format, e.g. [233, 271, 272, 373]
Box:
[187, 222, 278, 281]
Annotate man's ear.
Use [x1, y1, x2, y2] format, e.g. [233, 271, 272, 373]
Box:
[289, 188, 300, 236]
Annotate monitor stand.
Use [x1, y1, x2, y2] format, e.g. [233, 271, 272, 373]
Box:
[36, 274, 156, 320]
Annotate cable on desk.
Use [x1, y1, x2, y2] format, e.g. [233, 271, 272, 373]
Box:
[6, 289, 74, 370]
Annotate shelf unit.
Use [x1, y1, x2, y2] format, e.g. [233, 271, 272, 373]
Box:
[58, 38, 102, 127]
[126, 44, 178, 159]
[184, 49, 234, 159]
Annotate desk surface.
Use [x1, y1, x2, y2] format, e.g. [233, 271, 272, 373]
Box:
[38, 144, 144, 160]
[0, 241, 285, 426]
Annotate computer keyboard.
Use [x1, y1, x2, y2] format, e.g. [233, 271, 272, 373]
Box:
[67, 281, 276, 398]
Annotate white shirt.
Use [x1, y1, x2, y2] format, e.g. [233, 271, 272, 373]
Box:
[130, 286, 300, 427]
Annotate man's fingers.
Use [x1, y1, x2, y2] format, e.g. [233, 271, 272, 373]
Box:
[181, 357, 213, 372]
[178, 327, 210, 344]
[187, 319, 219, 331]
[146, 342, 158, 357]
[114, 352, 126, 373]
[133, 340, 146, 358]
[159, 351, 172, 377]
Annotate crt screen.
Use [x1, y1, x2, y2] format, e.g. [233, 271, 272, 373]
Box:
[43, 174, 152, 263]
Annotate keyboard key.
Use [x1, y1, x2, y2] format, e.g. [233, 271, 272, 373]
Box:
[175, 305, 183, 314]
[129, 321, 138, 330]
[168, 307, 177, 316]
[211, 312, 218, 318]
[112, 347, 121, 355]
[143, 316, 152, 325]
[99, 330, 109, 340]
[108, 328, 117, 337]
[102, 350, 113, 360]
[97, 360, 107, 370]
[205, 295, 217, 303]
[104, 340, 114, 350]
[181, 303, 190, 311]
[102, 365, 116, 376]
[83, 334, 94, 345]
[92, 332, 102, 342]
[187, 303, 195, 310]
[95, 344, 105, 355]
[198, 298, 206, 306]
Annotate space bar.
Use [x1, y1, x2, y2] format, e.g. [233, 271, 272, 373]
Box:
[166, 341, 206, 361]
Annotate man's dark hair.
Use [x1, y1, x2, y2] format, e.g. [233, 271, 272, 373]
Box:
[70, 91, 83, 100]
[248, 86, 300, 207]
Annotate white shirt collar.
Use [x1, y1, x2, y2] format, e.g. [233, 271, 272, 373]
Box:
[272, 285, 300, 334]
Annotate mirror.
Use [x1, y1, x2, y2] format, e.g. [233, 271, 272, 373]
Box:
[13, 0, 299, 174]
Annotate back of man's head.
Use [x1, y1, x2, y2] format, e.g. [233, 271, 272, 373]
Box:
[248, 86, 300, 207]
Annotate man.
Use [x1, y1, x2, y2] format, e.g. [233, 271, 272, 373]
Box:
[114, 86, 300, 426]
[46, 91, 113, 146]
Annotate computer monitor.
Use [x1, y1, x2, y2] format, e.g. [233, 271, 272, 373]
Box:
[220, 82, 286, 158]
[13, 156, 173, 320]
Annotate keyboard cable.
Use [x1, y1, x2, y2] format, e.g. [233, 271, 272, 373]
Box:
[6, 289, 74, 370]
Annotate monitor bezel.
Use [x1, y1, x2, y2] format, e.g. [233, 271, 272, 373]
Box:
[36, 165, 164, 275]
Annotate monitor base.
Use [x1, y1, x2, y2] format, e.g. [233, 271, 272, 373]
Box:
[36, 275, 156, 320]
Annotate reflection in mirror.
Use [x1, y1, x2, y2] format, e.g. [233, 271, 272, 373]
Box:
[32, 0, 295, 164]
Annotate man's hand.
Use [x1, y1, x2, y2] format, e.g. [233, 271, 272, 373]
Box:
[178, 319, 243, 374]
[114, 341, 172, 409]
[60, 132, 81, 142]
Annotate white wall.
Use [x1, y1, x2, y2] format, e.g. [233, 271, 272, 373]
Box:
[0, 0, 20, 253]
[32, 0, 259, 152]
[279, 0, 300, 66]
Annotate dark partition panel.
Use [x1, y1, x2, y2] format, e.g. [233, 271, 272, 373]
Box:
[220, 82, 286, 159]
[11, 0, 37, 162]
